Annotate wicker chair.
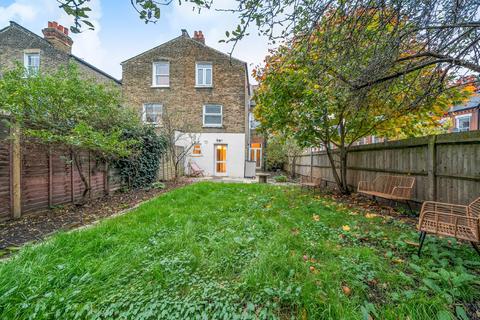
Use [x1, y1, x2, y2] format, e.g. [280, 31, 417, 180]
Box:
[418, 197, 480, 256]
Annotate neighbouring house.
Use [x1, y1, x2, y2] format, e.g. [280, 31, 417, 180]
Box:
[121, 30, 250, 178]
[0, 21, 121, 85]
[248, 84, 265, 170]
[446, 93, 480, 132]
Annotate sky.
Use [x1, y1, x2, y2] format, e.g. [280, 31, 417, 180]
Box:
[0, 0, 273, 81]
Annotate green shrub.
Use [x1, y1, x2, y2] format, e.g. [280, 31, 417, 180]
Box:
[274, 175, 288, 182]
[114, 126, 167, 189]
[151, 182, 166, 189]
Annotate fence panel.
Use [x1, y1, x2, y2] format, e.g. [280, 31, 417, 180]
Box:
[21, 142, 49, 214]
[287, 131, 480, 205]
[0, 128, 179, 219]
[0, 121, 10, 220]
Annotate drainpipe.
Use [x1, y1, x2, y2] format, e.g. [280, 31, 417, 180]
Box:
[262, 132, 267, 172]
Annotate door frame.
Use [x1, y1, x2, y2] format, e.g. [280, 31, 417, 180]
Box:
[214, 144, 228, 176]
[249, 143, 262, 169]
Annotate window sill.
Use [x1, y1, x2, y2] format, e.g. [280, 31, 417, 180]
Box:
[151, 85, 170, 88]
[191, 154, 203, 157]
[202, 126, 223, 129]
[195, 85, 213, 89]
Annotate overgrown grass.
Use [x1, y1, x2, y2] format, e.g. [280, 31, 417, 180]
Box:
[0, 182, 478, 319]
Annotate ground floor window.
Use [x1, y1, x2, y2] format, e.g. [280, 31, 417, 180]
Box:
[249, 143, 262, 168]
[192, 144, 202, 156]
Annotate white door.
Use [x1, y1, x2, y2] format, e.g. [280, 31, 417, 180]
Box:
[214, 144, 228, 176]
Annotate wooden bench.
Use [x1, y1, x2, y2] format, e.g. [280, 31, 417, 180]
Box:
[358, 175, 415, 211]
[300, 176, 323, 190]
[418, 197, 480, 256]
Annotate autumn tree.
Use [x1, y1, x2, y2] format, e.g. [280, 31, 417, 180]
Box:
[254, 9, 470, 194]
[0, 64, 140, 204]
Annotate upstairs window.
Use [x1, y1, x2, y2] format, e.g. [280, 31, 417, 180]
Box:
[203, 105, 222, 127]
[249, 112, 260, 129]
[152, 61, 169, 87]
[24, 53, 40, 76]
[196, 62, 212, 87]
[455, 114, 471, 132]
[143, 103, 163, 124]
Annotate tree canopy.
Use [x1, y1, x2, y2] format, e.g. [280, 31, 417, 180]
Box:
[59, 0, 480, 79]
[253, 8, 471, 193]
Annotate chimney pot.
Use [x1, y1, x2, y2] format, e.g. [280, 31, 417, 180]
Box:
[193, 30, 205, 44]
[42, 21, 73, 54]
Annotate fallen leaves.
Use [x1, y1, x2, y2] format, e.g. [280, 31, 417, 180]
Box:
[312, 214, 320, 222]
[365, 213, 379, 219]
[342, 285, 352, 296]
[342, 225, 351, 232]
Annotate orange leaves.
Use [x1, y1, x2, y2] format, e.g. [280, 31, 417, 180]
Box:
[342, 225, 351, 232]
[342, 285, 352, 296]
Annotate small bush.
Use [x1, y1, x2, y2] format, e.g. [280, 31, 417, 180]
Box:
[114, 126, 167, 189]
[274, 175, 288, 183]
[151, 182, 166, 189]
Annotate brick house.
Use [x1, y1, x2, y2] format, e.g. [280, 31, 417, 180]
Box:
[446, 93, 480, 132]
[121, 30, 250, 177]
[0, 21, 120, 85]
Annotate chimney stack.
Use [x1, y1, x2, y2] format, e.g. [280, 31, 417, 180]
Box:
[193, 30, 205, 44]
[42, 21, 73, 54]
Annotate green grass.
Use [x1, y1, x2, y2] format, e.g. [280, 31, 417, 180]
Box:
[0, 182, 478, 319]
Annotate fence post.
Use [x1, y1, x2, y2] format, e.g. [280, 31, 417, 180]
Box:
[48, 148, 53, 208]
[427, 135, 437, 201]
[11, 124, 21, 218]
[310, 148, 313, 181]
[104, 162, 110, 195]
[70, 151, 74, 203]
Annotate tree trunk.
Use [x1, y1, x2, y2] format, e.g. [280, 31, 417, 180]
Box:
[290, 156, 296, 179]
[73, 152, 91, 206]
[339, 146, 350, 194]
[325, 147, 349, 194]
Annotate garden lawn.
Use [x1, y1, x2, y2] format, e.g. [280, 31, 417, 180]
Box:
[0, 182, 479, 319]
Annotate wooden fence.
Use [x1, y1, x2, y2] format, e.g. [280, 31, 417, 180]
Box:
[287, 131, 480, 205]
[0, 122, 180, 220]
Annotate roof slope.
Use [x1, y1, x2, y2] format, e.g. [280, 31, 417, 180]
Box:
[121, 32, 247, 66]
[1, 21, 121, 84]
[449, 93, 480, 113]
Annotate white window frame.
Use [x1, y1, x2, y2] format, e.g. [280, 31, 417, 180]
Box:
[203, 105, 223, 127]
[24, 52, 40, 76]
[142, 103, 163, 125]
[455, 113, 471, 132]
[196, 62, 213, 87]
[152, 61, 170, 87]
